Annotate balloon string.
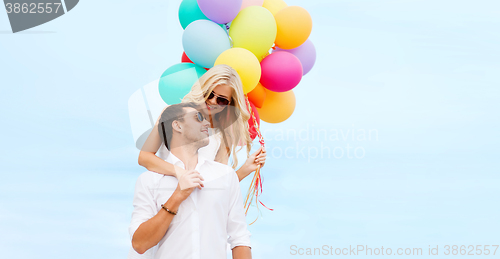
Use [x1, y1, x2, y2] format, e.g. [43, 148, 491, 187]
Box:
[224, 23, 234, 48]
[243, 96, 272, 225]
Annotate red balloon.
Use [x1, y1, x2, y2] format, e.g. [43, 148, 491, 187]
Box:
[247, 101, 260, 140]
[183, 52, 210, 70]
[182, 51, 194, 63]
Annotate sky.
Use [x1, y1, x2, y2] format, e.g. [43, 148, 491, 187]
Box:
[1, 0, 499, 258]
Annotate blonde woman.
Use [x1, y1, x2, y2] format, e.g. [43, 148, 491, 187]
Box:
[139, 64, 266, 190]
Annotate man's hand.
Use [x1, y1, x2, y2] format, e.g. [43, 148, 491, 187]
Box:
[175, 170, 204, 199]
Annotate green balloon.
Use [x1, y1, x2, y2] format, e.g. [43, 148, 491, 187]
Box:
[158, 63, 207, 104]
[179, 0, 225, 29]
[178, 0, 210, 29]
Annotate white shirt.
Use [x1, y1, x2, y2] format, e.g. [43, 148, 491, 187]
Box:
[129, 151, 251, 259]
[127, 128, 223, 259]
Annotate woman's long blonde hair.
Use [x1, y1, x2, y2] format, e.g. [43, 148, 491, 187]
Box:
[182, 64, 252, 169]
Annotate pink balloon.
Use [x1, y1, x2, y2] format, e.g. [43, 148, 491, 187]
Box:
[260, 51, 303, 92]
[240, 0, 264, 11]
[274, 39, 316, 76]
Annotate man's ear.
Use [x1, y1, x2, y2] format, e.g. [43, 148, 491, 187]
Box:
[172, 121, 182, 133]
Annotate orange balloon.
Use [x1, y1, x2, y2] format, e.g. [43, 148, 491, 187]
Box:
[247, 83, 267, 108]
[275, 6, 312, 49]
[257, 88, 295, 123]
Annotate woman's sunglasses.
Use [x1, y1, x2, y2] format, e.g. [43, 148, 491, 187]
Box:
[206, 91, 231, 106]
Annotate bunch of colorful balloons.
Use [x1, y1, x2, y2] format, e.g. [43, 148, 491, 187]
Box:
[158, 0, 316, 140]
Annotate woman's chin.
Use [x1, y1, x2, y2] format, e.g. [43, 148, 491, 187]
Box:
[206, 106, 221, 114]
[201, 107, 209, 115]
[204, 103, 226, 117]
[201, 106, 212, 116]
[212, 109, 225, 115]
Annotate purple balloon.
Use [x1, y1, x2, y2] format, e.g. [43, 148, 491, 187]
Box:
[197, 0, 242, 24]
[274, 39, 316, 76]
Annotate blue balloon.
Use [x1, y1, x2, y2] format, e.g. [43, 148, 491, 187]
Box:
[182, 20, 231, 68]
[158, 63, 207, 105]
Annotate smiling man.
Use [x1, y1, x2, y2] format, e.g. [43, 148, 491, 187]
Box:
[129, 102, 252, 259]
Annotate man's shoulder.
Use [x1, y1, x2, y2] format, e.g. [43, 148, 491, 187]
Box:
[136, 171, 165, 186]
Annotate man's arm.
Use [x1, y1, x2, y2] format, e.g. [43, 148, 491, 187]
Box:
[232, 246, 252, 259]
[130, 171, 203, 254]
[226, 169, 252, 257]
[131, 192, 183, 254]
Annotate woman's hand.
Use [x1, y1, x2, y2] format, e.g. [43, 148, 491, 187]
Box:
[177, 169, 205, 191]
[237, 146, 267, 181]
[256, 146, 266, 168]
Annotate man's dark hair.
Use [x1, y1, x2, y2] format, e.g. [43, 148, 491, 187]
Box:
[158, 102, 198, 150]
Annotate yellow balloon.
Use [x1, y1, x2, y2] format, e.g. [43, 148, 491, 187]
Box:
[215, 48, 261, 94]
[257, 88, 295, 123]
[229, 6, 277, 60]
[275, 6, 312, 49]
[262, 0, 287, 16]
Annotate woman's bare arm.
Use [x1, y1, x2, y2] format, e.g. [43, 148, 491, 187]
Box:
[214, 139, 266, 182]
[138, 122, 185, 178]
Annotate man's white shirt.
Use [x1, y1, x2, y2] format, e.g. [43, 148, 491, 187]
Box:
[129, 151, 251, 259]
